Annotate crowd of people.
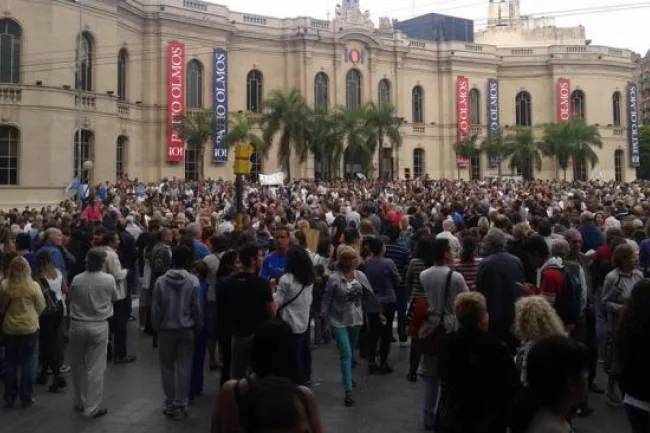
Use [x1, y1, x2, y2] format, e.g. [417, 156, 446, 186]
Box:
[0, 176, 649, 433]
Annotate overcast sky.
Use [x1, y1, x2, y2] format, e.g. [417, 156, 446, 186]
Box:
[207, 0, 649, 54]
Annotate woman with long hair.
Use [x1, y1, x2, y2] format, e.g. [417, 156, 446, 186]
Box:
[274, 246, 315, 386]
[510, 336, 589, 433]
[211, 320, 323, 433]
[616, 280, 650, 432]
[514, 296, 568, 385]
[0, 257, 45, 408]
[34, 250, 67, 392]
[405, 236, 434, 382]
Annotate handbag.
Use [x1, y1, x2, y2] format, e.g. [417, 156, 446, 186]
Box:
[414, 270, 453, 356]
[276, 284, 307, 325]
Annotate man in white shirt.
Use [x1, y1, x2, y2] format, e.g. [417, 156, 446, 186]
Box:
[436, 219, 461, 258]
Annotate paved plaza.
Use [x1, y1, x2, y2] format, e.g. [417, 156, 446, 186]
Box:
[0, 321, 629, 433]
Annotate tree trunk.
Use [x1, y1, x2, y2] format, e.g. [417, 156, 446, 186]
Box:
[235, 174, 244, 231]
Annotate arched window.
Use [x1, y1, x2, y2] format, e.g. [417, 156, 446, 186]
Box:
[75, 32, 93, 91]
[0, 19, 21, 83]
[314, 72, 329, 112]
[412, 86, 424, 123]
[247, 70, 263, 113]
[346, 69, 361, 111]
[573, 157, 587, 182]
[74, 129, 94, 184]
[571, 90, 585, 121]
[470, 89, 481, 125]
[185, 147, 200, 181]
[615, 149, 624, 182]
[0, 126, 19, 185]
[186, 60, 203, 110]
[413, 148, 425, 179]
[515, 91, 532, 127]
[470, 154, 481, 180]
[378, 79, 391, 109]
[612, 92, 622, 127]
[116, 136, 127, 179]
[117, 49, 128, 101]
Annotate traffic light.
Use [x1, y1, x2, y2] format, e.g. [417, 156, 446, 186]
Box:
[234, 143, 254, 175]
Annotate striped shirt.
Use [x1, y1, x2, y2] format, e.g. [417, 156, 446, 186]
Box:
[405, 258, 427, 300]
[454, 257, 482, 291]
[385, 242, 411, 285]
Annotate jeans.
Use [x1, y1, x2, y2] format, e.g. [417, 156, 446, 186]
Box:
[190, 329, 208, 400]
[290, 331, 311, 385]
[594, 291, 608, 358]
[218, 335, 232, 386]
[109, 298, 130, 359]
[422, 373, 440, 429]
[39, 311, 65, 379]
[332, 326, 360, 393]
[367, 303, 397, 366]
[158, 329, 195, 409]
[3, 333, 38, 406]
[409, 338, 422, 376]
[230, 335, 254, 380]
[396, 287, 407, 341]
[625, 403, 650, 433]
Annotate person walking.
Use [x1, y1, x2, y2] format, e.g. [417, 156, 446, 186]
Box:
[151, 245, 202, 420]
[68, 248, 118, 418]
[418, 238, 468, 430]
[616, 280, 650, 433]
[0, 257, 45, 409]
[362, 237, 400, 375]
[33, 250, 67, 393]
[220, 243, 274, 380]
[100, 231, 135, 363]
[322, 246, 378, 407]
[274, 246, 315, 385]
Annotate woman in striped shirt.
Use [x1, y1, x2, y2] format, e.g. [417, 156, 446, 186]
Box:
[454, 231, 482, 292]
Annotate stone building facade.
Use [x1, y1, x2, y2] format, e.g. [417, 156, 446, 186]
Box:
[0, 0, 640, 204]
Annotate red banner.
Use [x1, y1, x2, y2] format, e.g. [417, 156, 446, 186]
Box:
[456, 76, 471, 167]
[556, 78, 571, 123]
[167, 41, 185, 162]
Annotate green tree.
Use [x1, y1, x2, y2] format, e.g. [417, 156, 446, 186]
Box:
[541, 122, 572, 180]
[340, 107, 372, 178]
[361, 102, 404, 180]
[223, 111, 266, 156]
[307, 110, 345, 180]
[480, 128, 508, 178]
[455, 134, 480, 179]
[259, 89, 310, 181]
[638, 125, 650, 179]
[504, 127, 543, 180]
[174, 109, 217, 180]
[566, 120, 602, 180]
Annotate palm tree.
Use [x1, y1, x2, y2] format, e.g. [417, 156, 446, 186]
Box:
[455, 134, 480, 179]
[174, 109, 217, 180]
[504, 127, 543, 180]
[481, 128, 508, 178]
[566, 120, 602, 180]
[361, 102, 404, 180]
[307, 110, 345, 180]
[340, 107, 372, 179]
[259, 89, 310, 181]
[223, 111, 266, 156]
[541, 123, 573, 180]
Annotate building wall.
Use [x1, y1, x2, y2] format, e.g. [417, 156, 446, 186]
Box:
[0, 0, 639, 205]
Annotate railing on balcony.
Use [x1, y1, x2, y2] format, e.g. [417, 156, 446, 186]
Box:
[511, 48, 534, 56]
[613, 127, 625, 136]
[243, 14, 267, 25]
[471, 125, 482, 135]
[117, 101, 130, 117]
[412, 125, 425, 134]
[464, 44, 483, 52]
[0, 86, 21, 103]
[75, 94, 96, 109]
[409, 40, 426, 48]
[182, 0, 207, 11]
[310, 19, 329, 30]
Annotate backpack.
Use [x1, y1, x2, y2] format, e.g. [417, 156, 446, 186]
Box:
[555, 268, 582, 326]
